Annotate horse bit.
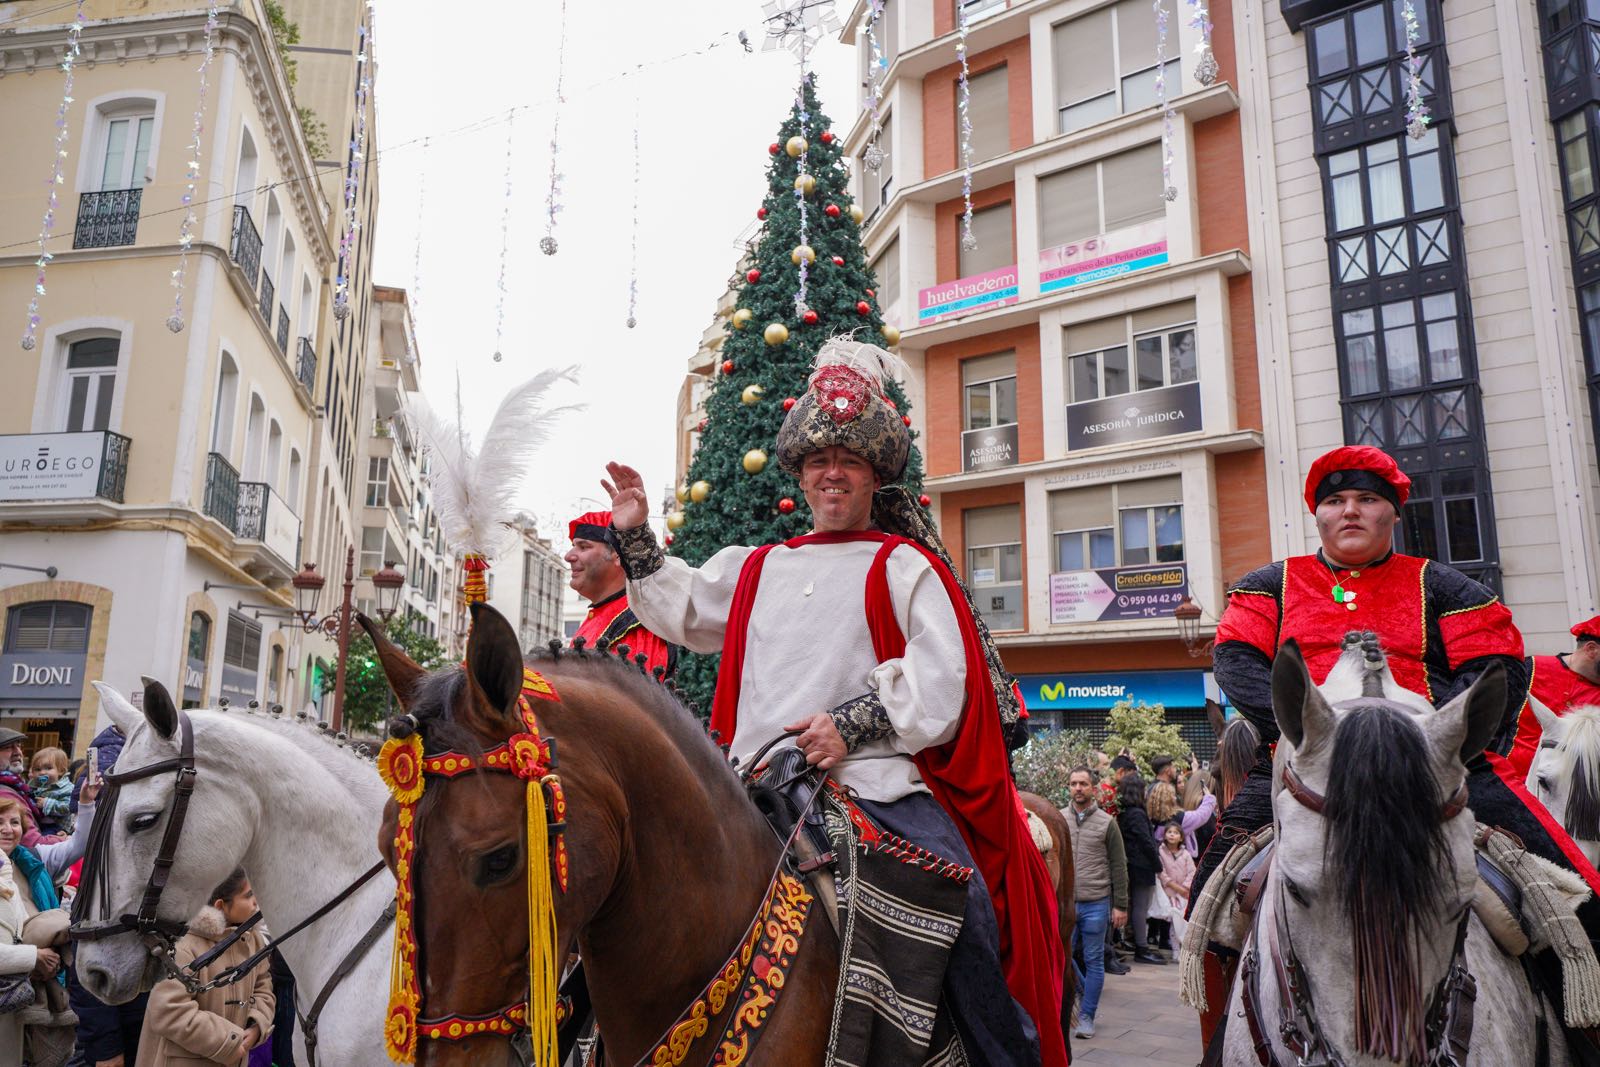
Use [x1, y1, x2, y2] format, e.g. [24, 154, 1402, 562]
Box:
[68, 709, 396, 1067]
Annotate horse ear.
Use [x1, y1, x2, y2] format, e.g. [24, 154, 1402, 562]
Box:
[1206, 698, 1227, 741]
[465, 602, 524, 720]
[139, 676, 179, 740]
[91, 682, 140, 737]
[1530, 695, 1563, 739]
[1272, 640, 1334, 751]
[356, 613, 425, 710]
[1452, 663, 1507, 765]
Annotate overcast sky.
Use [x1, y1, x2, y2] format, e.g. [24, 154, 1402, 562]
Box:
[370, 1, 859, 554]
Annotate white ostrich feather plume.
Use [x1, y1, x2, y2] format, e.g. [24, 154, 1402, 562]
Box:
[412, 366, 582, 560]
[809, 334, 910, 389]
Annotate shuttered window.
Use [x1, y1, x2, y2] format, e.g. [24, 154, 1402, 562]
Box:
[967, 66, 1010, 162]
[959, 202, 1014, 277]
[1053, 0, 1182, 133]
[3, 603, 91, 654]
[1038, 143, 1164, 250]
[223, 612, 262, 671]
[871, 236, 901, 313]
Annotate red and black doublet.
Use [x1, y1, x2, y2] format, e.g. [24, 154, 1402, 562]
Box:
[571, 589, 676, 679]
[1503, 654, 1600, 781]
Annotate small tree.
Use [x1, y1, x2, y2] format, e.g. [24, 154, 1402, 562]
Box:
[325, 615, 449, 734]
[1102, 700, 1192, 781]
[1011, 729, 1097, 809]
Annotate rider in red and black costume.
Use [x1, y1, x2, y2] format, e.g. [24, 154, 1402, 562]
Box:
[1498, 614, 1600, 783]
[566, 511, 676, 679]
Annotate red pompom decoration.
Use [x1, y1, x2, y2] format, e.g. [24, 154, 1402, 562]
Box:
[902, 415, 912, 426]
[820, 130, 835, 144]
[918, 494, 931, 507]
[856, 301, 871, 315]
[756, 207, 767, 220]
[825, 203, 842, 218]
[782, 397, 797, 410]
[802, 309, 819, 324]
[768, 143, 780, 155]
[831, 255, 845, 266]
[778, 497, 797, 514]
[747, 268, 761, 283]
[722, 360, 734, 375]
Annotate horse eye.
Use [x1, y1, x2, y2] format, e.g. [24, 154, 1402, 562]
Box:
[1284, 878, 1309, 907]
[476, 845, 519, 886]
[127, 813, 160, 834]
[1539, 776, 1553, 792]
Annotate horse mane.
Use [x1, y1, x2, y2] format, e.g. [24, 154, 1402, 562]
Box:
[1321, 701, 1453, 1065]
[1554, 706, 1600, 841]
[192, 703, 382, 780]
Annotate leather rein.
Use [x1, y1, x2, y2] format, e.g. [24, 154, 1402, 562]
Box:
[67, 709, 396, 1067]
[1240, 761, 1476, 1067]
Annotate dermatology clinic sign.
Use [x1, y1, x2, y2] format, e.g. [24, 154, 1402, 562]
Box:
[1049, 564, 1189, 624]
[917, 265, 1020, 325]
[1040, 221, 1169, 294]
[1067, 382, 1201, 451]
[0, 432, 104, 501]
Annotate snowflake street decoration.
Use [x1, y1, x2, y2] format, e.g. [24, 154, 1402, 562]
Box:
[761, 0, 843, 55]
[1188, 0, 1217, 85]
[1402, 0, 1430, 139]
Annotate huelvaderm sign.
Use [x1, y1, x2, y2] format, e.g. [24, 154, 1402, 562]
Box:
[917, 264, 1020, 325]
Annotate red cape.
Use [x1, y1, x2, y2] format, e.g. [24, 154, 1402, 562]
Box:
[711, 531, 1068, 1067]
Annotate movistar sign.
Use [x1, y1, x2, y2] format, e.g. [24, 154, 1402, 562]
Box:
[1020, 669, 1208, 711]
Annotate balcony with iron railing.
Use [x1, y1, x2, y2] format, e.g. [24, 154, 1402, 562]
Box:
[73, 189, 142, 249]
[276, 306, 289, 354]
[229, 204, 261, 287]
[295, 337, 317, 394]
[203, 452, 240, 533]
[259, 271, 275, 326]
[235, 480, 301, 578]
[0, 430, 131, 507]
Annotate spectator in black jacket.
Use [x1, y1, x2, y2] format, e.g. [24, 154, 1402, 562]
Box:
[1115, 775, 1164, 965]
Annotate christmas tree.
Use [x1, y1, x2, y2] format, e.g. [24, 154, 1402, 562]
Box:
[668, 74, 925, 714]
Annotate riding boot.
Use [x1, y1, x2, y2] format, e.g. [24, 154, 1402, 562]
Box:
[1198, 946, 1238, 1049]
[1526, 948, 1600, 1067]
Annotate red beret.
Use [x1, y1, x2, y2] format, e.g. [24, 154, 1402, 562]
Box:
[1304, 445, 1411, 513]
[1573, 615, 1600, 642]
[568, 510, 615, 545]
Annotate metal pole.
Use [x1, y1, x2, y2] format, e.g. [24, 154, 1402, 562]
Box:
[331, 543, 355, 732]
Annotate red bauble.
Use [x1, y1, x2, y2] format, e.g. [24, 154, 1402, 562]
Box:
[865, 288, 875, 298]
[820, 130, 835, 144]
[778, 497, 797, 514]
[768, 143, 780, 155]
[665, 534, 675, 546]
[824, 203, 842, 218]
[721, 360, 734, 375]
[856, 301, 871, 315]
[697, 419, 707, 432]
[831, 255, 845, 266]
[802, 309, 819, 324]
[782, 397, 797, 410]
[747, 268, 761, 283]
[918, 494, 932, 507]
[756, 207, 767, 220]
[902, 415, 912, 426]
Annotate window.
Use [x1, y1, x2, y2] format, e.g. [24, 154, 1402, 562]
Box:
[871, 236, 901, 315]
[1326, 130, 1453, 285]
[211, 353, 239, 456]
[187, 612, 211, 662]
[1038, 143, 1165, 250]
[1053, 0, 1181, 134]
[267, 645, 283, 703]
[1557, 107, 1600, 260]
[1049, 477, 1184, 571]
[360, 527, 384, 576]
[365, 456, 389, 508]
[860, 114, 894, 222]
[96, 110, 154, 191]
[967, 66, 1010, 162]
[62, 337, 119, 433]
[1065, 301, 1197, 402]
[963, 351, 1018, 430]
[1338, 291, 1465, 404]
[965, 505, 1023, 631]
[958, 202, 1014, 277]
[3, 602, 91, 653]
[958, 0, 1007, 19]
[1309, 0, 1438, 136]
[222, 612, 262, 671]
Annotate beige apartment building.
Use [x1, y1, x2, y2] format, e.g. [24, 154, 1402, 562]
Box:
[0, 0, 382, 751]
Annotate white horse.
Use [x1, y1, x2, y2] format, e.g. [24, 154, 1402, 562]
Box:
[1528, 700, 1600, 869]
[1222, 636, 1569, 1066]
[72, 679, 395, 1066]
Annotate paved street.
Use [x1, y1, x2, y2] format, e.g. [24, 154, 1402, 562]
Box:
[1076, 959, 1201, 1067]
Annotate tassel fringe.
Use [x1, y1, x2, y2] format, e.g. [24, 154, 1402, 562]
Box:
[1179, 826, 1272, 1014]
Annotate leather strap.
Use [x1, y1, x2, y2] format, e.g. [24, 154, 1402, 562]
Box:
[1282, 760, 1468, 822]
[300, 896, 398, 1067]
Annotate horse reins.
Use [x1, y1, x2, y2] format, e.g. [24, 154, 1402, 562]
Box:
[1240, 760, 1477, 1067]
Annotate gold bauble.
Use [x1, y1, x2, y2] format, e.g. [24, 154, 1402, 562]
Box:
[786, 135, 808, 158]
[790, 244, 816, 266]
[674, 484, 689, 504]
[881, 324, 901, 346]
[849, 204, 864, 223]
[689, 480, 712, 503]
[763, 322, 789, 346]
[741, 384, 766, 405]
[793, 173, 817, 196]
[731, 308, 753, 329]
[742, 449, 769, 474]
[666, 511, 686, 530]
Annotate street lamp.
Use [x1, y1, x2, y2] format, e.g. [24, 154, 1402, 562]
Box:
[1173, 595, 1214, 658]
[291, 547, 406, 732]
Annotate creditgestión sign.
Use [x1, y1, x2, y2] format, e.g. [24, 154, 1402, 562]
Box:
[0, 432, 105, 501]
[1066, 381, 1201, 451]
[1019, 668, 1207, 711]
[1049, 563, 1189, 624]
[962, 423, 1018, 472]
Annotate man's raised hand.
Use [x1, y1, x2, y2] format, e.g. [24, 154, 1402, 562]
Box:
[603, 461, 650, 530]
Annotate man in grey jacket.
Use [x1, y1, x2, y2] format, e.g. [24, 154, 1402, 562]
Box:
[1064, 766, 1129, 1040]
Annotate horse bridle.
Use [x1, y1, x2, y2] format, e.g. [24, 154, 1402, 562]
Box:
[1240, 761, 1477, 1067]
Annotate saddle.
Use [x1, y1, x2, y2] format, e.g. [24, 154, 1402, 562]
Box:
[746, 746, 841, 933]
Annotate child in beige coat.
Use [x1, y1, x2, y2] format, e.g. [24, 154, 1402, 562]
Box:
[137, 869, 274, 1066]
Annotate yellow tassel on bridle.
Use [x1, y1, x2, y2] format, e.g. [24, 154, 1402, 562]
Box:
[526, 775, 559, 1065]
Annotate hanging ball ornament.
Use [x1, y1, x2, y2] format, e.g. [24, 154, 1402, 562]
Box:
[791, 244, 816, 265]
[689, 480, 711, 503]
[831, 255, 845, 266]
[881, 324, 901, 346]
[820, 130, 835, 144]
[918, 494, 932, 507]
[664, 533, 675, 546]
[902, 415, 912, 427]
[1163, 186, 1179, 202]
[540, 236, 559, 256]
[697, 418, 707, 432]
[166, 315, 186, 334]
[802, 309, 819, 325]
[778, 497, 797, 515]
[731, 308, 753, 329]
[666, 511, 686, 530]
[19, 336, 37, 352]
[722, 359, 735, 375]
[782, 397, 797, 411]
[1194, 49, 1219, 86]
[763, 322, 789, 346]
[856, 301, 871, 315]
[756, 207, 767, 220]
[849, 205, 864, 223]
[675, 484, 689, 504]
[493, 352, 504, 363]
[825, 203, 842, 218]
[626, 317, 637, 329]
[794, 174, 817, 196]
[769, 143, 780, 155]
[865, 289, 874, 297]
[786, 135, 808, 157]
[742, 449, 769, 474]
[741, 384, 765, 405]
[747, 268, 762, 284]
[334, 301, 351, 321]
[864, 143, 885, 172]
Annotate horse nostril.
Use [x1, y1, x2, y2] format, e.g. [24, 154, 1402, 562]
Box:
[84, 965, 111, 992]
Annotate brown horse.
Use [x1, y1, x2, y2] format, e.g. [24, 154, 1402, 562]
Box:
[367, 603, 848, 1066]
[1018, 792, 1076, 1044]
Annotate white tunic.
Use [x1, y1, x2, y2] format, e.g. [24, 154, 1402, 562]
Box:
[627, 538, 968, 802]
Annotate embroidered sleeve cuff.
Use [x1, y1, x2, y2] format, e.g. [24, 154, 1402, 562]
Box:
[613, 522, 665, 581]
[828, 692, 894, 752]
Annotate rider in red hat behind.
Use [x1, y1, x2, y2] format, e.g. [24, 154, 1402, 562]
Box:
[1499, 613, 1600, 782]
[566, 510, 676, 679]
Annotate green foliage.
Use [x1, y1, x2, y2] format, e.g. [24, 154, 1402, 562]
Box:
[324, 615, 449, 733]
[669, 75, 925, 714]
[297, 104, 329, 159]
[1102, 700, 1192, 781]
[1011, 729, 1097, 809]
[263, 1, 301, 87]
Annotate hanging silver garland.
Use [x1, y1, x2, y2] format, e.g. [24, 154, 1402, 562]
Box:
[627, 106, 640, 329]
[20, 1, 87, 351]
[1189, 0, 1217, 85]
[541, 0, 570, 256]
[1402, 0, 1430, 139]
[863, 0, 887, 172]
[1156, 0, 1178, 201]
[493, 110, 515, 363]
[957, 1, 977, 253]
[405, 136, 429, 363]
[333, 16, 373, 321]
[167, 1, 221, 334]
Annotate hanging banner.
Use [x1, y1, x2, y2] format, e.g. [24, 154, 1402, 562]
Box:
[1040, 220, 1168, 294]
[1049, 563, 1188, 624]
[962, 423, 1019, 471]
[917, 264, 1020, 325]
[1067, 381, 1202, 451]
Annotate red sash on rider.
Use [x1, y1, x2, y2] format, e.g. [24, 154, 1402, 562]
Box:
[710, 531, 1068, 1067]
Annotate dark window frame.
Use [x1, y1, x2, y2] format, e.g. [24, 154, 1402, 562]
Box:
[1307, 0, 1452, 153]
[3, 602, 92, 654]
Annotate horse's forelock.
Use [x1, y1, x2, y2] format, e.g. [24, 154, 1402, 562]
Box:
[1557, 709, 1600, 841]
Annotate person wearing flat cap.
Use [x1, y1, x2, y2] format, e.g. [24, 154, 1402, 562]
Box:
[1499, 614, 1600, 781]
[600, 338, 1066, 1067]
[565, 510, 676, 679]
